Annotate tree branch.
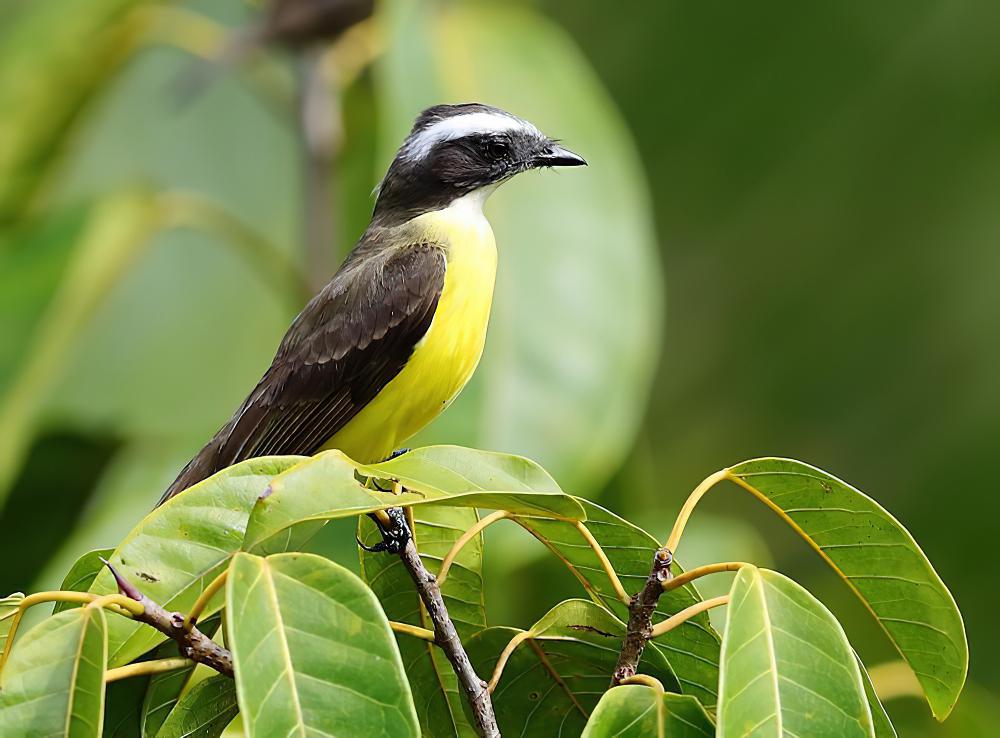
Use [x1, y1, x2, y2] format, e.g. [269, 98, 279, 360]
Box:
[612, 546, 673, 685]
[103, 560, 234, 679]
[396, 533, 500, 737]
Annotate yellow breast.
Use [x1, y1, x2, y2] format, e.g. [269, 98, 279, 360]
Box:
[322, 193, 498, 463]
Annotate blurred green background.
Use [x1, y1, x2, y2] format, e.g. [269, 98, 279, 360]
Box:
[1, 0, 996, 734]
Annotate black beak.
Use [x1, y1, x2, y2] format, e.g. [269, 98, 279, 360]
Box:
[532, 143, 587, 168]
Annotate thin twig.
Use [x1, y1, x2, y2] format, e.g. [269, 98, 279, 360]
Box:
[105, 657, 194, 683]
[103, 560, 234, 679]
[488, 630, 533, 692]
[389, 620, 435, 642]
[662, 561, 748, 591]
[184, 569, 229, 630]
[649, 596, 729, 639]
[438, 510, 511, 585]
[618, 674, 665, 692]
[574, 520, 631, 604]
[612, 546, 673, 686]
[396, 535, 499, 737]
[663, 469, 729, 554]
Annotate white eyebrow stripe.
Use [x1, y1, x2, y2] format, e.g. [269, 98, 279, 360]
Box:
[401, 112, 542, 161]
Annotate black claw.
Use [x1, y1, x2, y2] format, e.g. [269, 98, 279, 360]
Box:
[360, 508, 411, 555]
[385, 448, 411, 461]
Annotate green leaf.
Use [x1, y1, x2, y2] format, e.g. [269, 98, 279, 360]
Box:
[155, 675, 238, 738]
[243, 447, 584, 555]
[0, 593, 23, 656]
[582, 686, 715, 738]
[0, 607, 107, 737]
[718, 566, 874, 738]
[727, 458, 967, 718]
[376, 0, 663, 494]
[0, 191, 163, 509]
[858, 655, 897, 738]
[226, 552, 419, 737]
[517, 500, 722, 708]
[359, 507, 482, 738]
[139, 639, 198, 737]
[467, 600, 678, 736]
[53, 548, 114, 613]
[87, 456, 304, 667]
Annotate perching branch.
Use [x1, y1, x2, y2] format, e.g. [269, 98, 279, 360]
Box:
[103, 559, 234, 679]
[391, 519, 500, 738]
[612, 546, 673, 685]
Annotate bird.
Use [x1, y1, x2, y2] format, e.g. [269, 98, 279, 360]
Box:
[157, 103, 586, 528]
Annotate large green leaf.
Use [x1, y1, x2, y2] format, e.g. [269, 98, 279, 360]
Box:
[467, 600, 679, 736]
[88, 456, 304, 667]
[54, 548, 114, 613]
[155, 674, 238, 738]
[582, 686, 715, 738]
[0, 593, 23, 656]
[376, 0, 663, 494]
[0, 606, 107, 737]
[226, 552, 419, 737]
[718, 566, 873, 738]
[727, 458, 967, 719]
[243, 447, 584, 554]
[518, 500, 722, 708]
[0, 191, 163, 508]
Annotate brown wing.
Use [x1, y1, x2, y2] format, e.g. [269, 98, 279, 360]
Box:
[158, 240, 446, 505]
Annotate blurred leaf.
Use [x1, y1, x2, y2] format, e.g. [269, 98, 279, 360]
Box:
[243, 447, 584, 555]
[87, 456, 304, 667]
[226, 552, 419, 737]
[155, 674, 237, 738]
[53, 548, 114, 613]
[0, 0, 149, 222]
[518, 501, 722, 708]
[718, 566, 874, 738]
[33, 440, 191, 596]
[0, 190, 163, 509]
[581, 686, 714, 738]
[0, 607, 107, 736]
[858, 656, 898, 738]
[47, 39, 299, 447]
[728, 458, 967, 719]
[0, 593, 23, 655]
[467, 600, 678, 736]
[376, 0, 663, 494]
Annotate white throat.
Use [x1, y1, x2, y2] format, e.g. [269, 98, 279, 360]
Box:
[447, 185, 499, 218]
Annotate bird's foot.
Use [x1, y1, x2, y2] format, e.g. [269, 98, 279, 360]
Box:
[357, 508, 411, 554]
[384, 448, 411, 461]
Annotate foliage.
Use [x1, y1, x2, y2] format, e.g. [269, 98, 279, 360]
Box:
[0, 445, 965, 736]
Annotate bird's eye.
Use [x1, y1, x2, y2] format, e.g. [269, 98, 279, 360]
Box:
[485, 139, 509, 160]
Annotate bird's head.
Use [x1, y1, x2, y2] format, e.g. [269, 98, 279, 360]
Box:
[372, 103, 586, 225]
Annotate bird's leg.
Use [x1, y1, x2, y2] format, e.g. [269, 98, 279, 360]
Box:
[385, 447, 411, 461]
[357, 507, 411, 554]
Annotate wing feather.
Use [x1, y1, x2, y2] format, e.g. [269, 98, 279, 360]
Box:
[158, 240, 446, 504]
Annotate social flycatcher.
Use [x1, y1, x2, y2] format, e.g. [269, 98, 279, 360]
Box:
[158, 103, 585, 506]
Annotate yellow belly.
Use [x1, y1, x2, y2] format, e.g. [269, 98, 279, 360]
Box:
[322, 197, 497, 463]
